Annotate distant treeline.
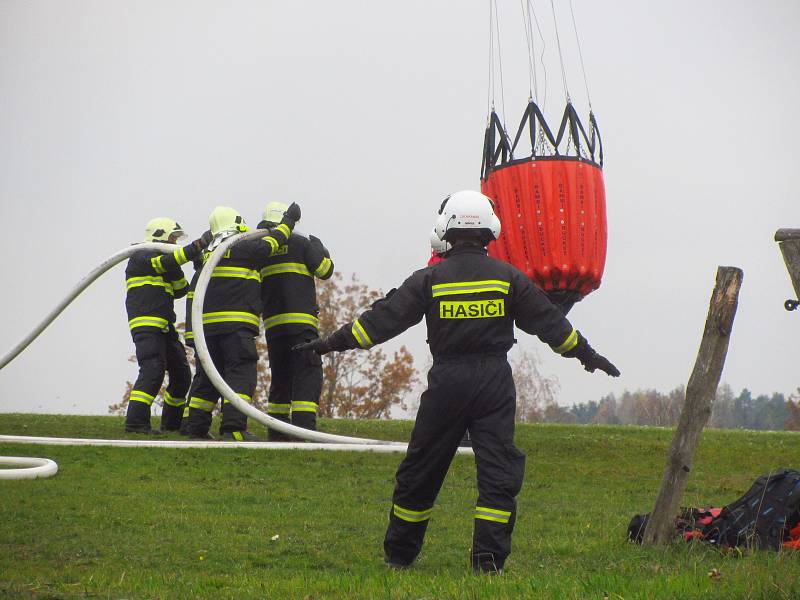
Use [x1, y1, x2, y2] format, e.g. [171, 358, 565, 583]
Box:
[531, 384, 800, 431]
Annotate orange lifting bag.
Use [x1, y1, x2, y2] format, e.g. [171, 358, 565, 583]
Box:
[480, 102, 607, 313]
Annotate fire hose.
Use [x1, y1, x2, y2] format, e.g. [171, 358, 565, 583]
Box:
[0, 238, 470, 479]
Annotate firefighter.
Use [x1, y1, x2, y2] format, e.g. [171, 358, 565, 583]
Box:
[124, 218, 211, 434]
[257, 202, 334, 439]
[295, 190, 619, 573]
[185, 203, 300, 440]
[427, 227, 449, 266]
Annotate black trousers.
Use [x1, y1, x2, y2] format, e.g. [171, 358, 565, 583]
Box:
[384, 356, 525, 569]
[126, 327, 191, 431]
[186, 330, 257, 436]
[265, 331, 323, 435]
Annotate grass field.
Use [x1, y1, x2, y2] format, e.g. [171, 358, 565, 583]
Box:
[1, 414, 799, 599]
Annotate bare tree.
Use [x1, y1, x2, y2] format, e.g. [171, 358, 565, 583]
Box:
[511, 348, 560, 422]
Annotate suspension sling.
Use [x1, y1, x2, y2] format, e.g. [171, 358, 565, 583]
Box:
[480, 0, 607, 314]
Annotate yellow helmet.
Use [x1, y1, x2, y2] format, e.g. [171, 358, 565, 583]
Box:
[143, 217, 185, 243]
[209, 206, 248, 236]
[262, 201, 289, 226]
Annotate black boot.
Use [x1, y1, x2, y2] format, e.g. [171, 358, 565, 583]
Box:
[220, 402, 248, 437]
[160, 403, 184, 432]
[125, 401, 158, 434]
[291, 408, 318, 432]
[186, 406, 213, 439]
[267, 414, 292, 441]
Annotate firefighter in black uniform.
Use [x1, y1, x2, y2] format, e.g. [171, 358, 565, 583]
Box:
[257, 202, 334, 439]
[124, 218, 211, 433]
[184, 203, 300, 440]
[295, 191, 619, 573]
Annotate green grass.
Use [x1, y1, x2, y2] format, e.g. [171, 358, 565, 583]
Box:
[1, 415, 799, 599]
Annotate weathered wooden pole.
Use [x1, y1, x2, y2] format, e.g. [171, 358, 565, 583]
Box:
[642, 266, 744, 546]
[775, 229, 800, 309]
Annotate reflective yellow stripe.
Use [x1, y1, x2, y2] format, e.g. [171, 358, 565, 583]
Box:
[393, 504, 433, 523]
[552, 329, 579, 354]
[182, 406, 189, 418]
[263, 236, 279, 253]
[202, 311, 260, 327]
[263, 313, 320, 331]
[474, 506, 512, 524]
[260, 263, 312, 278]
[130, 390, 155, 406]
[189, 397, 216, 412]
[431, 280, 511, 297]
[187, 291, 195, 299]
[314, 257, 333, 278]
[291, 401, 318, 413]
[185, 331, 194, 340]
[275, 223, 291, 238]
[163, 392, 185, 407]
[232, 431, 244, 441]
[210, 266, 261, 282]
[351, 319, 373, 349]
[128, 316, 169, 331]
[171, 277, 188, 291]
[151, 255, 166, 274]
[126, 276, 174, 295]
[173, 247, 187, 265]
[267, 403, 291, 415]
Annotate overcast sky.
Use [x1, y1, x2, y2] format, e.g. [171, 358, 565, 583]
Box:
[1, 1, 798, 416]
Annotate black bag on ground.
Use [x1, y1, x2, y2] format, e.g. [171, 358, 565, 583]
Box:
[701, 468, 800, 550]
[627, 468, 800, 550]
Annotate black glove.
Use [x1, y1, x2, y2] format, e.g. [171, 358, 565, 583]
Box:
[281, 202, 301, 228]
[192, 230, 214, 251]
[564, 332, 620, 377]
[309, 234, 331, 258]
[292, 337, 332, 356]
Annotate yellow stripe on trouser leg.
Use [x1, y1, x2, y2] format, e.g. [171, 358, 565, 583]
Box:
[130, 390, 155, 406]
[223, 393, 251, 405]
[189, 397, 216, 412]
[291, 401, 318, 413]
[163, 392, 185, 407]
[267, 403, 291, 415]
[392, 503, 434, 523]
[474, 506, 512, 524]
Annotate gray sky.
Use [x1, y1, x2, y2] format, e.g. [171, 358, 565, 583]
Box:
[1, 1, 798, 416]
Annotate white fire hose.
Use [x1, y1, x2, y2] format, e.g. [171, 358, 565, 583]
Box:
[0, 238, 472, 479]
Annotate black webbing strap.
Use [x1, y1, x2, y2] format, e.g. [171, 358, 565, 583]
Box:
[481, 101, 604, 180]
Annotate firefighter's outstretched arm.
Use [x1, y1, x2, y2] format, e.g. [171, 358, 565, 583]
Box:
[256, 202, 300, 257]
[511, 271, 620, 377]
[146, 231, 213, 276]
[294, 272, 427, 355]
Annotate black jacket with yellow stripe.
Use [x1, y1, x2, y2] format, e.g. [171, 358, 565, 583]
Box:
[256, 223, 334, 340]
[325, 244, 578, 359]
[125, 243, 199, 335]
[185, 224, 293, 344]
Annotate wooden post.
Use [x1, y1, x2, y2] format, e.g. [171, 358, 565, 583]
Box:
[775, 229, 800, 302]
[642, 266, 744, 546]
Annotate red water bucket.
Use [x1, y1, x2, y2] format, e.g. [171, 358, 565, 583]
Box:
[480, 102, 607, 310]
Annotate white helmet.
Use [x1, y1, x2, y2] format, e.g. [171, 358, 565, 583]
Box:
[262, 201, 289, 226]
[434, 190, 501, 243]
[430, 228, 451, 255]
[143, 217, 185, 243]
